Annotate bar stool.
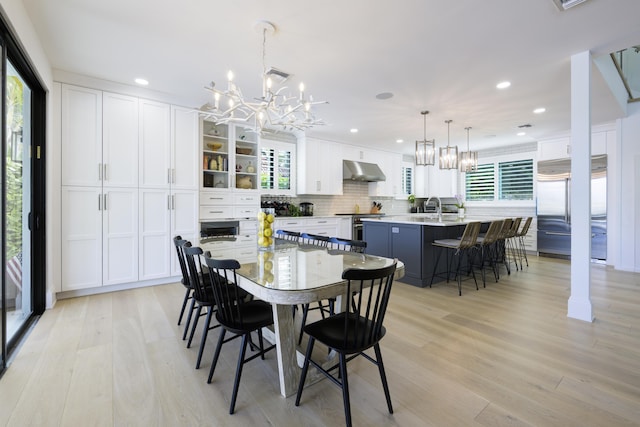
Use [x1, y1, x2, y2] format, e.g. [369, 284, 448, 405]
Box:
[475, 220, 504, 286]
[515, 217, 532, 268]
[505, 217, 522, 271]
[430, 222, 481, 296]
[495, 218, 513, 277]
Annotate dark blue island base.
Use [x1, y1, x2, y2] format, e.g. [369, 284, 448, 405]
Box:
[363, 218, 489, 288]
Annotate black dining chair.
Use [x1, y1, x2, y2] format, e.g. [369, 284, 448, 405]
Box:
[173, 236, 196, 340]
[183, 243, 221, 369]
[204, 255, 276, 415]
[328, 237, 367, 253]
[275, 229, 301, 242]
[295, 261, 398, 427]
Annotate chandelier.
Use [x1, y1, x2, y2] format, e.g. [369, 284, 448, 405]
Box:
[415, 110, 435, 165]
[439, 119, 458, 169]
[459, 126, 479, 172]
[200, 21, 327, 132]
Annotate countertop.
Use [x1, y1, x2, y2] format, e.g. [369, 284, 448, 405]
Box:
[361, 214, 496, 226]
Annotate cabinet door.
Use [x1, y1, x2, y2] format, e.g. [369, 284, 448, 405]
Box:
[139, 99, 171, 188]
[171, 190, 199, 275]
[390, 224, 423, 280]
[172, 106, 199, 190]
[429, 167, 457, 197]
[61, 85, 102, 187]
[103, 92, 139, 188]
[298, 138, 342, 195]
[103, 188, 139, 285]
[139, 189, 171, 281]
[61, 186, 103, 290]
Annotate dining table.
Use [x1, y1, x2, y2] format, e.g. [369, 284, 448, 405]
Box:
[200, 236, 404, 397]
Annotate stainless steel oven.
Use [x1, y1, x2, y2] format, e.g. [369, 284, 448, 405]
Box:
[336, 214, 385, 240]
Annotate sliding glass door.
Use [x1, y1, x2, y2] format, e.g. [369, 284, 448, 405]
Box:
[0, 12, 46, 373]
[4, 60, 32, 346]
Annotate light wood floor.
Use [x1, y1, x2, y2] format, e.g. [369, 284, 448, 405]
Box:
[1, 256, 639, 426]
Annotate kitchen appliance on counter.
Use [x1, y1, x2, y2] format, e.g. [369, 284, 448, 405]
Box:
[299, 202, 314, 216]
[336, 213, 386, 240]
[537, 155, 607, 260]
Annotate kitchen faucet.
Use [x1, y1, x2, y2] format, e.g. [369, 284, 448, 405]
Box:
[424, 196, 442, 221]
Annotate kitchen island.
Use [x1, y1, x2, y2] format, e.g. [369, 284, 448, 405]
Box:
[363, 215, 491, 287]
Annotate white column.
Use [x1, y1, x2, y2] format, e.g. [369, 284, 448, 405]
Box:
[568, 51, 594, 322]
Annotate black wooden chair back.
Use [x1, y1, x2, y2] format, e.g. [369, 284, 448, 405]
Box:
[204, 257, 247, 331]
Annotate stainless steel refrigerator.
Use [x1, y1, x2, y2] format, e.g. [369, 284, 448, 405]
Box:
[537, 154, 607, 260]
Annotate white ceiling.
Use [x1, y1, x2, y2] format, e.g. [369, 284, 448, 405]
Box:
[21, 0, 640, 154]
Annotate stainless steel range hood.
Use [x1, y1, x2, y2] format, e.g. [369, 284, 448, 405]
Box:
[343, 160, 386, 182]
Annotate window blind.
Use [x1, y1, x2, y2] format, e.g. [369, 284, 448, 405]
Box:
[465, 163, 495, 201]
[498, 159, 533, 200]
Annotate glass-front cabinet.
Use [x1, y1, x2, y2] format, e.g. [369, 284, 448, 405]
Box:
[201, 119, 259, 191]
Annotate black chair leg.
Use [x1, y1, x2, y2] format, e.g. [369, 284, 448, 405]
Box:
[298, 304, 310, 344]
[339, 353, 352, 427]
[195, 308, 213, 369]
[295, 337, 316, 406]
[178, 288, 191, 325]
[229, 334, 249, 415]
[374, 343, 393, 414]
[182, 297, 196, 340]
[187, 305, 202, 348]
[257, 328, 265, 360]
[208, 329, 226, 383]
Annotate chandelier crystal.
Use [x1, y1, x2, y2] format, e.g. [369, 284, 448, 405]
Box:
[439, 119, 458, 169]
[200, 21, 327, 132]
[415, 110, 435, 165]
[459, 126, 479, 172]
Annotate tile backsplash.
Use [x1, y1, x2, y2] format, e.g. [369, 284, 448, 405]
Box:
[262, 181, 410, 216]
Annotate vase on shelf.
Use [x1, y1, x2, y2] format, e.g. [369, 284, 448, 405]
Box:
[458, 208, 465, 218]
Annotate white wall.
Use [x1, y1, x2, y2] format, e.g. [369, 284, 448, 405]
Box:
[618, 102, 640, 272]
[1, 0, 56, 306]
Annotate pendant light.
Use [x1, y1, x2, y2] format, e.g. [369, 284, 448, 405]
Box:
[459, 126, 479, 172]
[439, 119, 458, 169]
[415, 110, 435, 166]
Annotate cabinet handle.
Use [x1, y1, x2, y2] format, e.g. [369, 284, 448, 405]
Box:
[316, 180, 321, 192]
[98, 163, 102, 181]
[167, 168, 172, 184]
[103, 164, 108, 181]
[208, 197, 225, 201]
[172, 195, 176, 210]
[318, 220, 327, 224]
[172, 169, 176, 184]
[103, 194, 108, 211]
[167, 195, 171, 210]
[209, 210, 223, 214]
[98, 194, 102, 211]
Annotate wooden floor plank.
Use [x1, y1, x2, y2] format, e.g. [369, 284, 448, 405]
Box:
[2, 256, 640, 426]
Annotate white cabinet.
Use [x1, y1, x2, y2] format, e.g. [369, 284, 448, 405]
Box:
[297, 137, 343, 195]
[413, 164, 457, 197]
[273, 217, 340, 237]
[61, 85, 102, 187]
[139, 99, 171, 188]
[369, 152, 402, 197]
[102, 92, 139, 188]
[62, 186, 138, 290]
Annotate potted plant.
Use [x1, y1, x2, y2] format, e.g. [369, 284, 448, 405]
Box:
[408, 194, 417, 213]
[454, 194, 465, 218]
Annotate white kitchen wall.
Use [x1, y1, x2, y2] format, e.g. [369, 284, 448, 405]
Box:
[279, 181, 410, 216]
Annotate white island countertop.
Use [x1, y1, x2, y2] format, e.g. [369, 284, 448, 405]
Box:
[361, 214, 496, 226]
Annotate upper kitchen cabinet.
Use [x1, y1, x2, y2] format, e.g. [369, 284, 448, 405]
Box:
[297, 137, 343, 195]
[538, 127, 613, 161]
[102, 92, 139, 188]
[139, 103, 199, 190]
[61, 85, 102, 187]
[368, 151, 402, 197]
[414, 164, 458, 197]
[61, 85, 138, 188]
[201, 120, 259, 191]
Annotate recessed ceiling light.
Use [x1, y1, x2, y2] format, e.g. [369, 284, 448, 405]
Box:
[396, 139, 404, 143]
[135, 78, 149, 86]
[375, 92, 394, 100]
[350, 128, 358, 133]
[496, 81, 511, 89]
[533, 107, 546, 114]
[517, 132, 526, 136]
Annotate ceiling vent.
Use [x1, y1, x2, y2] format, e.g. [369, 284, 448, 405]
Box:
[265, 67, 291, 84]
[552, 0, 591, 11]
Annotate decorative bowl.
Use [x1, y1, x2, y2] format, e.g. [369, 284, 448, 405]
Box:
[236, 147, 253, 155]
[207, 142, 223, 151]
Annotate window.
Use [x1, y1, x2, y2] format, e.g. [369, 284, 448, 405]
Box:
[499, 159, 533, 200]
[260, 139, 296, 196]
[464, 158, 534, 202]
[465, 163, 495, 201]
[401, 164, 413, 195]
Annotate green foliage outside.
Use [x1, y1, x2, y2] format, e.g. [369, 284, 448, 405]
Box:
[6, 75, 24, 261]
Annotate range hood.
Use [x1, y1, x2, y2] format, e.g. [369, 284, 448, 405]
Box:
[343, 160, 386, 182]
